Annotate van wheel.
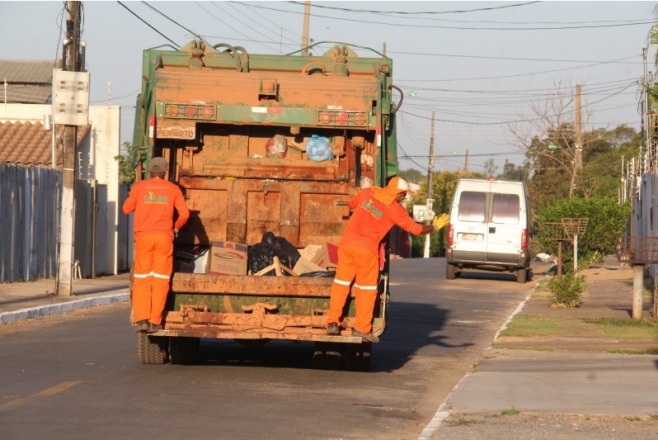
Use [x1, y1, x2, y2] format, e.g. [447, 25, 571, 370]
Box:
[446, 263, 457, 280]
[516, 268, 527, 283]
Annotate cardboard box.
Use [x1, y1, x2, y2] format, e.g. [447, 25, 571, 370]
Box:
[293, 257, 327, 275]
[298, 244, 322, 262]
[310, 242, 338, 268]
[209, 240, 248, 275]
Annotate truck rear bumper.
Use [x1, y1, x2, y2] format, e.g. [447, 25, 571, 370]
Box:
[151, 327, 366, 344]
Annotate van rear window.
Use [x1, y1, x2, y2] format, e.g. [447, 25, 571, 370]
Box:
[458, 191, 486, 222]
[492, 193, 520, 224]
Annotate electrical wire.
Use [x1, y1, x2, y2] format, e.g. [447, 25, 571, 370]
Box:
[142, 1, 205, 42]
[116, 1, 179, 47]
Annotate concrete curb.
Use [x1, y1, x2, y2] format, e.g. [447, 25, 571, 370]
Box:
[0, 292, 129, 324]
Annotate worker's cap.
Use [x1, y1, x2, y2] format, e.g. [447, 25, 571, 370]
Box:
[150, 157, 167, 173]
[393, 177, 418, 194]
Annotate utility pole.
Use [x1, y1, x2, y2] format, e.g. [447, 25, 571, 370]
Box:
[301, 1, 311, 55]
[574, 84, 582, 172]
[569, 84, 582, 198]
[55, 1, 87, 296]
[424, 112, 435, 258]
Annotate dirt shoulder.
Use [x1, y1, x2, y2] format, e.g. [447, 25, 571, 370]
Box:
[495, 262, 657, 353]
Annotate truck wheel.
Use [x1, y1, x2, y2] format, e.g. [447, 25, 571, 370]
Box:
[138, 333, 169, 365]
[516, 268, 527, 283]
[446, 263, 457, 280]
[343, 343, 372, 372]
[313, 342, 343, 370]
[170, 337, 200, 365]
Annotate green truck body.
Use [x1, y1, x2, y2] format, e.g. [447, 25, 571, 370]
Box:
[130, 40, 401, 370]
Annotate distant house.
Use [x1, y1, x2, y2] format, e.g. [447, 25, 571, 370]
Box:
[0, 59, 127, 281]
[0, 60, 55, 105]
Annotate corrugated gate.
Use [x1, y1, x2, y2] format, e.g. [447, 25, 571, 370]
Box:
[0, 164, 61, 282]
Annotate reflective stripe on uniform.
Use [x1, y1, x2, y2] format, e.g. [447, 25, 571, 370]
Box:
[333, 278, 352, 286]
[354, 283, 377, 290]
[134, 271, 170, 280]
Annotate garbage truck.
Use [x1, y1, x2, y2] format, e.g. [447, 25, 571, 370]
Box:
[129, 39, 403, 371]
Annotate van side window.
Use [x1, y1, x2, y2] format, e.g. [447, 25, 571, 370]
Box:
[458, 191, 486, 222]
[492, 193, 520, 224]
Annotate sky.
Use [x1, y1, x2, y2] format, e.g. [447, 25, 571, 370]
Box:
[2, 1, 657, 175]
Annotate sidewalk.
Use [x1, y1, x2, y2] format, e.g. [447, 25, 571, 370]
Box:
[0, 273, 130, 324]
[422, 258, 658, 439]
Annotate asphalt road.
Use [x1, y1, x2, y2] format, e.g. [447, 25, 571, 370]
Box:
[0, 258, 532, 440]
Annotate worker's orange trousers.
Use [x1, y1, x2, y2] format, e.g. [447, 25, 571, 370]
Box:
[326, 244, 379, 334]
[132, 232, 174, 325]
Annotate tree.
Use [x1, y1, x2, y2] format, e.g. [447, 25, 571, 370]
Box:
[482, 158, 498, 177]
[399, 168, 424, 185]
[533, 196, 631, 266]
[114, 141, 142, 184]
[579, 126, 641, 198]
[508, 80, 596, 200]
[497, 160, 530, 182]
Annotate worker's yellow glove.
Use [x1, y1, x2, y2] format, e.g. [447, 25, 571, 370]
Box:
[432, 213, 450, 231]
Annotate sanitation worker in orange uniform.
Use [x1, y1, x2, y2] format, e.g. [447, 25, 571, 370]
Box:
[123, 157, 190, 333]
[325, 176, 437, 343]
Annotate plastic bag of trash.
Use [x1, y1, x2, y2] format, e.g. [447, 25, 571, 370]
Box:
[248, 232, 301, 276]
[263, 231, 300, 270]
[266, 134, 288, 159]
[248, 240, 277, 276]
[306, 135, 333, 161]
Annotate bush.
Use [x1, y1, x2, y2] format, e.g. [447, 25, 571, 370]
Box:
[533, 196, 630, 266]
[547, 273, 587, 308]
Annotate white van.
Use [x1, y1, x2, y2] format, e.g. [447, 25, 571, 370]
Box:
[445, 178, 531, 283]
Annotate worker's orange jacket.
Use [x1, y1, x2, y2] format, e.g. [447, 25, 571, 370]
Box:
[122, 177, 190, 238]
[340, 188, 422, 253]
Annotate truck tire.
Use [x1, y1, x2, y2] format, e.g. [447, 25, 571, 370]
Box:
[313, 342, 343, 370]
[313, 342, 372, 371]
[516, 268, 528, 284]
[170, 337, 200, 365]
[138, 333, 169, 365]
[343, 343, 372, 372]
[446, 263, 457, 280]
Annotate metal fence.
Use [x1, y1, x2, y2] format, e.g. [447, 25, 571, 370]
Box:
[0, 164, 61, 282]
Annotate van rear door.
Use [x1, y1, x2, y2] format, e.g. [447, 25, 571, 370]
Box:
[454, 185, 490, 261]
[485, 182, 523, 264]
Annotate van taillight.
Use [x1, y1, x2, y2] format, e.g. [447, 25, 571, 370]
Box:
[521, 229, 528, 249]
[447, 224, 454, 246]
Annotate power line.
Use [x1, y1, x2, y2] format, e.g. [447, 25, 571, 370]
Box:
[142, 1, 205, 42]
[288, 1, 540, 16]
[116, 1, 179, 47]
[235, 2, 658, 32]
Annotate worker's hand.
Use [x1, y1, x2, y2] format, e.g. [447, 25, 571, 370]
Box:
[432, 213, 450, 231]
[174, 228, 179, 238]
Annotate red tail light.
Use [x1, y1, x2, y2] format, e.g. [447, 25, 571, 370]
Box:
[148, 114, 156, 139]
[521, 228, 528, 249]
[446, 224, 454, 246]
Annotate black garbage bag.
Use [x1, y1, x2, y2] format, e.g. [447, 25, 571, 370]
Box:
[266, 232, 301, 269]
[248, 232, 301, 276]
[248, 240, 276, 276]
